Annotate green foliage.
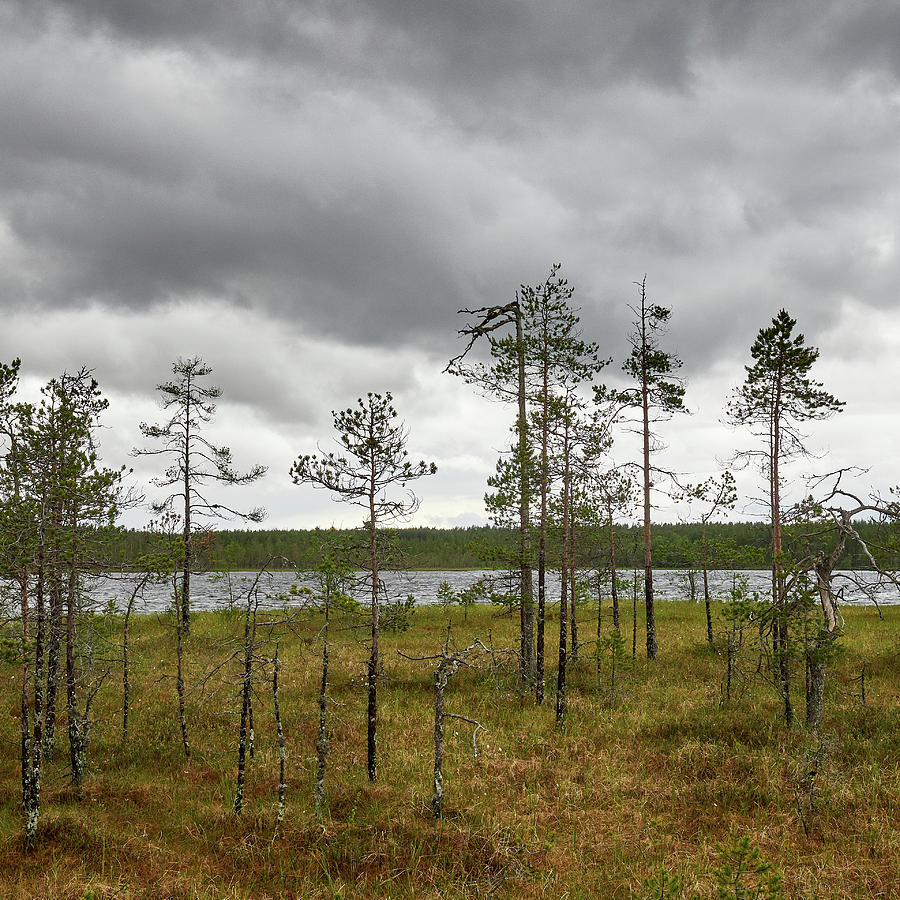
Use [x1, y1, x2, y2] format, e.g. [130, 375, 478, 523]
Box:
[290, 393, 435, 518]
[726, 310, 843, 444]
[600, 625, 629, 704]
[93, 519, 900, 573]
[136, 356, 267, 525]
[437, 578, 489, 620]
[0, 625, 17, 664]
[621, 276, 686, 415]
[713, 837, 786, 900]
[720, 575, 765, 633]
[639, 867, 684, 899]
[381, 594, 416, 633]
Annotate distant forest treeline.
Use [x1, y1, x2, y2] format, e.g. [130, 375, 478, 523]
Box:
[104, 521, 900, 572]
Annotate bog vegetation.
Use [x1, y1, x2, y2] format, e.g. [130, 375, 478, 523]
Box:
[1, 272, 898, 898]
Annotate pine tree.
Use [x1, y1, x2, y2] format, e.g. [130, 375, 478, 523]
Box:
[290, 392, 435, 782]
[135, 357, 266, 633]
[726, 309, 843, 725]
[621, 277, 686, 659]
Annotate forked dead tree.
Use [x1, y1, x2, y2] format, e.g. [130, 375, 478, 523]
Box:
[790, 470, 900, 730]
[402, 632, 488, 819]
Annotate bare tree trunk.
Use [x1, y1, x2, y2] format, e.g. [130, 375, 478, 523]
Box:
[314, 603, 330, 814]
[175, 586, 191, 760]
[122, 576, 145, 742]
[596, 570, 603, 684]
[248, 691, 255, 760]
[725, 623, 735, 702]
[703, 567, 713, 645]
[556, 561, 568, 728]
[367, 493, 379, 783]
[234, 594, 255, 815]
[181, 370, 193, 635]
[20, 574, 42, 844]
[807, 549, 842, 732]
[65, 562, 87, 790]
[556, 426, 570, 728]
[608, 510, 619, 631]
[515, 308, 535, 688]
[273, 645, 286, 830]
[640, 302, 657, 660]
[432, 663, 448, 819]
[569, 524, 577, 662]
[770, 398, 793, 726]
[429, 643, 483, 819]
[122, 613, 131, 742]
[43, 578, 62, 761]
[632, 571, 638, 661]
[536, 363, 550, 706]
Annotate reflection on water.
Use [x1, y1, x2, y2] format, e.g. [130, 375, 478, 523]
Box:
[73, 568, 899, 614]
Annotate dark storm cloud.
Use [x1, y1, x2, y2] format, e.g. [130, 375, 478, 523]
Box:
[1, 0, 899, 382]
[26, 1, 900, 97]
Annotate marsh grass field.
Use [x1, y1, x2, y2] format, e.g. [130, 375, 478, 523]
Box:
[1, 601, 897, 899]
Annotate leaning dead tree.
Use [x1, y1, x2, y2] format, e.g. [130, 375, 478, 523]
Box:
[401, 633, 488, 819]
[789, 470, 900, 731]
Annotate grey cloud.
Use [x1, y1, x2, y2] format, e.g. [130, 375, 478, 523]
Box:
[2, 0, 899, 389]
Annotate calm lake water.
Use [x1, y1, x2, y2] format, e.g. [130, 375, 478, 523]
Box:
[80, 568, 898, 614]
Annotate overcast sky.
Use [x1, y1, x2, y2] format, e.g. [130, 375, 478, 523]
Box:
[2, 1, 899, 530]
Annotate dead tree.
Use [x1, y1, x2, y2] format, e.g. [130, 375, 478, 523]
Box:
[791, 471, 900, 730]
[272, 644, 286, 831]
[401, 633, 488, 819]
[679, 471, 737, 645]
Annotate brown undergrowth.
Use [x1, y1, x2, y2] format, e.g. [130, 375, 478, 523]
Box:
[0, 602, 897, 898]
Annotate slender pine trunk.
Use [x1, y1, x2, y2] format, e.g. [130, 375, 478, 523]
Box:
[556, 424, 570, 728]
[175, 582, 191, 760]
[432, 664, 448, 818]
[515, 306, 534, 687]
[632, 571, 638, 661]
[234, 595, 255, 814]
[182, 371, 192, 634]
[65, 554, 86, 790]
[569, 523, 577, 662]
[367, 483, 379, 782]
[640, 299, 657, 660]
[536, 368, 549, 705]
[315, 601, 329, 813]
[43, 577, 62, 761]
[273, 645, 286, 829]
[609, 510, 619, 631]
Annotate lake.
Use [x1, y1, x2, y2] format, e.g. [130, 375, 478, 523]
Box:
[78, 568, 898, 614]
